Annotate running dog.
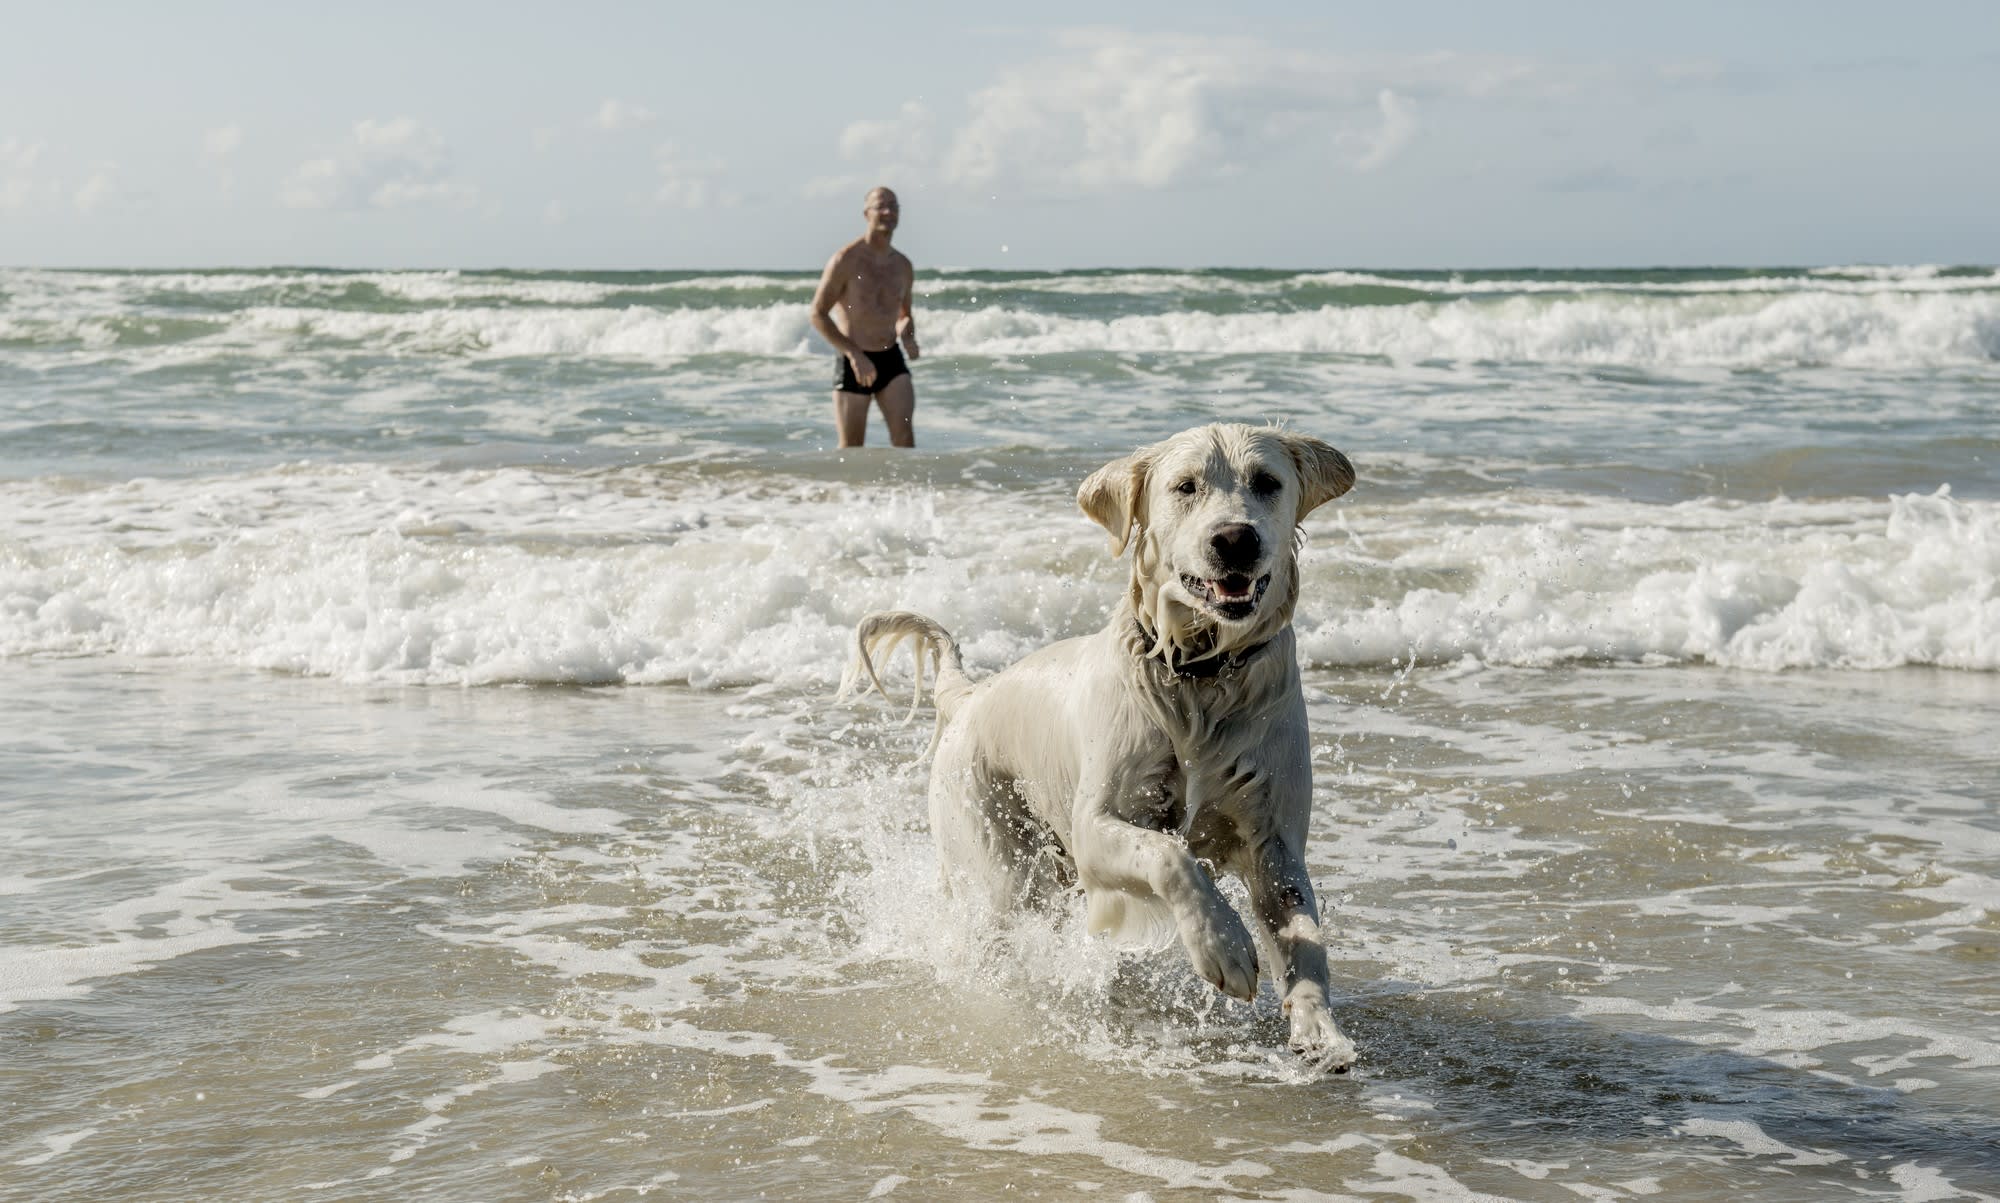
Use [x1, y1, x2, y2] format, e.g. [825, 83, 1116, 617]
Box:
[847, 423, 1358, 1072]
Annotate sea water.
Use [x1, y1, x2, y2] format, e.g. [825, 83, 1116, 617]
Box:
[2, 266, 1997, 1200]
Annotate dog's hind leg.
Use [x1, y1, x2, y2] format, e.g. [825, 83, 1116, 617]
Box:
[928, 757, 1051, 912]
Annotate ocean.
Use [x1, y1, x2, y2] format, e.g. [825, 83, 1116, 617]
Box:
[2, 265, 1996, 1200]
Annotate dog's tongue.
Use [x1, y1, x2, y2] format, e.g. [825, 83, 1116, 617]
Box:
[1211, 574, 1254, 599]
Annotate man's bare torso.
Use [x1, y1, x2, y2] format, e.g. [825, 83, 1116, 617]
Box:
[827, 239, 911, 351]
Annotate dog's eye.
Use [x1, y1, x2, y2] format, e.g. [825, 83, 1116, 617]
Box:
[1173, 479, 1198, 496]
[1250, 472, 1282, 496]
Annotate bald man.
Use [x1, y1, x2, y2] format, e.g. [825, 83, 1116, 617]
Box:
[809, 186, 919, 448]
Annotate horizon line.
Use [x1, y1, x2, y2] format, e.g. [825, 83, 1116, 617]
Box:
[5, 261, 1993, 274]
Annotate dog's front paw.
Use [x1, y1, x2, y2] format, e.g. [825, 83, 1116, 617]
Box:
[1181, 902, 1259, 1002]
[1285, 995, 1357, 1074]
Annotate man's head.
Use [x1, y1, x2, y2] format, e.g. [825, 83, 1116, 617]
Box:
[863, 187, 900, 237]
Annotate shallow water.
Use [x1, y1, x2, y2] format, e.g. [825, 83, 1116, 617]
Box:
[3, 266, 1998, 1200]
[5, 658, 1996, 1199]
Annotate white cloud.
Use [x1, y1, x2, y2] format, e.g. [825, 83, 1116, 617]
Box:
[280, 158, 339, 208]
[281, 117, 478, 211]
[657, 177, 713, 208]
[73, 165, 116, 213]
[909, 31, 1603, 198]
[839, 101, 934, 163]
[1, 136, 56, 212]
[203, 124, 242, 159]
[655, 141, 732, 209]
[370, 178, 477, 208]
[806, 101, 933, 202]
[944, 31, 1327, 195]
[1345, 90, 1418, 172]
[802, 34, 1660, 203]
[3, 136, 45, 172]
[803, 173, 868, 201]
[543, 200, 566, 225]
[593, 98, 658, 132]
[353, 117, 433, 155]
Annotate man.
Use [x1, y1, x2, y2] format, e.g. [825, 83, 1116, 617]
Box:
[809, 186, 919, 448]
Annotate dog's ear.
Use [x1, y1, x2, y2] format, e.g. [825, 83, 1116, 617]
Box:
[1077, 451, 1151, 557]
[1284, 434, 1355, 519]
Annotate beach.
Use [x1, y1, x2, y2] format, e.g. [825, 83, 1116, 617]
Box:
[3, 265, 1997, 1200]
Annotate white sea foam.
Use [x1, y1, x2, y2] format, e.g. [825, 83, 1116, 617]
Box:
[4, 269, 1997, 368]
[4, 467, 1995, 684]
[923, 264, 2000, 298]
[1, 926, 264, 1014]
[10, 1127, 99, 1168]
[923, 271, 1276, 297]
[912, 293, 2000, 366]
[1290, 265, 2000, 296]
[214, 302, 821, 358]
[363, 271, 809, 304]
[1570, 991, 2000, 1074]
[1675, 1117, 1843, 1166]
[0, 861, 323, 1013]
[1302, 487, 2000, 671]
[0, 268, 814, 307]
[209, 290, 2000, 366]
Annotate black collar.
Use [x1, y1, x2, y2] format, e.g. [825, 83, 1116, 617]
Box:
[1134, 621, 1271, 680]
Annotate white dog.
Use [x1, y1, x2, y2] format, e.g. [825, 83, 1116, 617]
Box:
[847, 423, 1358, 1072]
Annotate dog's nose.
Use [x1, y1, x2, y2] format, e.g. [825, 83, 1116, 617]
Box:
[1210, 524, 1262, 571]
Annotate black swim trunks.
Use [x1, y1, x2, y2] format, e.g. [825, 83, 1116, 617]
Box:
[834, 343, 910, 395]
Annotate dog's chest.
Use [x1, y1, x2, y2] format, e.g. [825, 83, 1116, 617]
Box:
[1134, 731, 1271, 860]
[1125, 669, 1299, 852]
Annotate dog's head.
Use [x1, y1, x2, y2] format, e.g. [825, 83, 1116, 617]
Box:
[1078, 423, 1353, 662]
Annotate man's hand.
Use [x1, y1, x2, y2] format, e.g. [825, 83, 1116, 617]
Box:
[847, 351, 878, 389]
[901, 332, 920, 362]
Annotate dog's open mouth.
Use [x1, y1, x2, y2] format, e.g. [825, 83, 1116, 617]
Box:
[1179, 571, 1271, 621]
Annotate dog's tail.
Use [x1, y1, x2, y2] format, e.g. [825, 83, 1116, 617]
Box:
[838, 611, 976, 750]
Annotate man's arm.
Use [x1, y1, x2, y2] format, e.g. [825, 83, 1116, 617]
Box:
[898, 257, 919, 360]
[810, 249, 877, 386]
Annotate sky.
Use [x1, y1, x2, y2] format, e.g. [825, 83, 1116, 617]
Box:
[3, 1, 1997, 270]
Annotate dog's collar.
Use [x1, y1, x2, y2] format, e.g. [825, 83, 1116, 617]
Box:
[1133, 620, 1270, 680]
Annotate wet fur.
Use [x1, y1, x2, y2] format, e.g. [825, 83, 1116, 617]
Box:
[847, 423, 1359, 1072]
